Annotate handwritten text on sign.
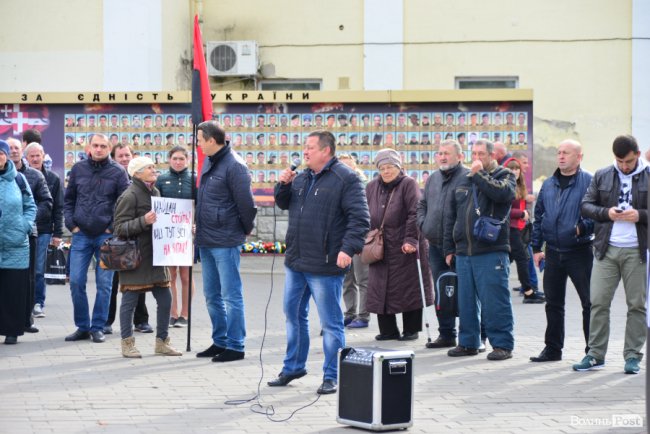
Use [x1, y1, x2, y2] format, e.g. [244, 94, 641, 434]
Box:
[152, 197, 194, 266]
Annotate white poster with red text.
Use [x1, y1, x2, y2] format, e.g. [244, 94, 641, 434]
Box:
[152, 197, 194, 266]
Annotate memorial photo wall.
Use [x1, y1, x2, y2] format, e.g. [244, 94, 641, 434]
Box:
[63, 112, 194, 179]
[0, 97, 532, 206]
[218, 102, 533, 204]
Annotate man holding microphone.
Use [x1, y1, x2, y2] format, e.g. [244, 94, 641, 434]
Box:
[269, 131, 369, 394]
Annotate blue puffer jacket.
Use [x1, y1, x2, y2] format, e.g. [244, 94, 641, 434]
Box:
[275, 157, 370, 275]
[196, 144, 257, 248]
[0, 161, 37, 269]
[532, 167, 594, 253]
[64, 157, 130, 236]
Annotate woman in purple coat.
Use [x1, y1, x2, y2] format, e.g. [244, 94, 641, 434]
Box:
[366, 149, 433, 341]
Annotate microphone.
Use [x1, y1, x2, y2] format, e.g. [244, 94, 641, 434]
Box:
[290, 158, 301, 171]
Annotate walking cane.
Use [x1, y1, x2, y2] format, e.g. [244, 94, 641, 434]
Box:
[415, 243, 434, 347]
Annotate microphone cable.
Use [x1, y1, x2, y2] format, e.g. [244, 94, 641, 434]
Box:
[225, 163, 331, 422]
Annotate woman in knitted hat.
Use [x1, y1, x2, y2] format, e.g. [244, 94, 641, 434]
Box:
[365, 148, 434, 341]
[0, 140, 37, 344]
[113, 156, 182, 358]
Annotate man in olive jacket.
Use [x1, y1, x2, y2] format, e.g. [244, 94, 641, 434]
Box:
[443, 139, 516, 361]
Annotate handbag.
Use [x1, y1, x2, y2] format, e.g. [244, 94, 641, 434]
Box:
[99, 227, 142, 271]
[471, 185, 507, 244]
[360, 189, 395, 265]
[44, 245, 67, 285]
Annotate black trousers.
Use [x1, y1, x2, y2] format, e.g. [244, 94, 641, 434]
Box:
[25, 236, 36, 328]
[543, 246, 593, 354]
[107, 272, 149, 326]
[509, 227, 533, 291]
[377, 309, 423, 335]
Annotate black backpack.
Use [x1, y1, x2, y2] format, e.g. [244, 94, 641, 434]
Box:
[435, 271, 459, 317]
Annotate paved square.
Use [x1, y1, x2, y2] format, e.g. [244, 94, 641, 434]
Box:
[0, 256, 645, 433]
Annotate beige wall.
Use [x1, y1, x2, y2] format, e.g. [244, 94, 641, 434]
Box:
[402, 0, 632, 172]
[0, 0, 633, 173]
[1, 0, 104, 91]
[198, 0, 365, 90]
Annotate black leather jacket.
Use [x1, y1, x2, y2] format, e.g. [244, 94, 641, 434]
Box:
[581, 164, 648, 261]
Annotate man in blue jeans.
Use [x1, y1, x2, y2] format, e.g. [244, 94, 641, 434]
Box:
[194, 121, 256, 363]
[23, 135, 65, 320]
[270, 131, 369, 394]
[443, 139, 516, 361]
[64, 133, 129, 343]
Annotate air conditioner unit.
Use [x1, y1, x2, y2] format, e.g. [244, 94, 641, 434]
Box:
[206, 40, 258, 76]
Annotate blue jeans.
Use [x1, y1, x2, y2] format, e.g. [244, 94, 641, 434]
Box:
[282, 266, 345, 381]
[457, 252, 514, 351]
[199, 246, 246, 352]
[69, 232, 114, 332]
[34, 233, 51, 307]
[527, 244, 538, 288]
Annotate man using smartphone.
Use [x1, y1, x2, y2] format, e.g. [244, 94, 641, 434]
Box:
[573, 135, 648, 375]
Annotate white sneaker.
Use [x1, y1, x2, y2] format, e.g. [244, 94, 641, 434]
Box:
[33, 304, 45, 318]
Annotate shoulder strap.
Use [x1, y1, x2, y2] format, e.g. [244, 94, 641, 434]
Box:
[15, 173, 29, 196]
[379, 189, 395, 230]
[472, 184, 507, 224]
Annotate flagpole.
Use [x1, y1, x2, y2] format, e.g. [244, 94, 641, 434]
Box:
[187, 123, 198, 352]
[188, 13, 212, 352]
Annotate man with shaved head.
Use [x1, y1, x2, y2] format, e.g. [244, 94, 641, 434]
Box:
[529, 140, 594, 363]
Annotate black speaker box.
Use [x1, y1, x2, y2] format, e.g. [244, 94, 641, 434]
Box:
[337, 347, 414, 431]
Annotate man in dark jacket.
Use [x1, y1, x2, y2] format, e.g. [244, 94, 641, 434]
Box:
[573, 135, 648, 374]
[530, 140, 594, 363]
[417, 139, 469, 348]
[24, 140, 64, 320]
[7, 137, 52, 334]
[443, 139, 516, 361]
[269, 130, 369, 394]
[194, 121, 257, 363]
[64, 133, 130, 343]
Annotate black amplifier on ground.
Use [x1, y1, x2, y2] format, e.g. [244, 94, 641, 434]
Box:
[337, 347, 414, 431]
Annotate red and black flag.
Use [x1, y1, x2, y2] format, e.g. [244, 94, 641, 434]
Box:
[191, 14, 213, 179]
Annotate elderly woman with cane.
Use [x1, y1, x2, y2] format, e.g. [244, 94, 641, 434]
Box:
[365, 148, 433, 341]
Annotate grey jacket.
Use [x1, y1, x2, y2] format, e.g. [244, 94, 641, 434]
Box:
[417, 163, 470, 247]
